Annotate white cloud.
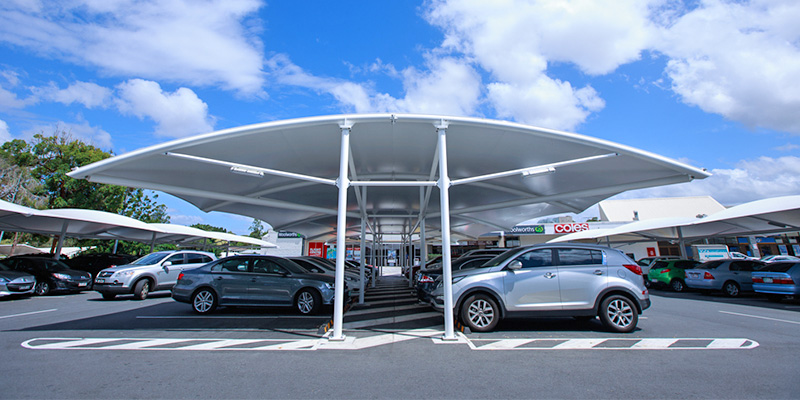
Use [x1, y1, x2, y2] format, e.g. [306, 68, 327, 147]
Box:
[115, 79, 215, 138]
[655, 0, 800, 134]
[31, 81, 112, 108]
[0, 119, 11, 143]
[617, 156, 800, 205]
[0, 0, 266, 95]
[22, 120, 113, 149]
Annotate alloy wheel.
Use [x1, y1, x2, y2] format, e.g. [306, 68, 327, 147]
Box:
[467, 299, 495, 328]
[606, 298, 634, 330]
[297, 291, 314, 314]
[193, 291, 214, 313]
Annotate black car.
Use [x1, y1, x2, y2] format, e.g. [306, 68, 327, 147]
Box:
[0, 255, 92, 295]
[415, 255, 496, 302]
[65, 253, 138, 279]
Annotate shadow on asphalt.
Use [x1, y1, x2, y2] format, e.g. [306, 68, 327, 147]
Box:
[647, 287, 800, 311]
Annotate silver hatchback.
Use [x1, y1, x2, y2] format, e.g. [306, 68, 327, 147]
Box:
[430, 243, 650, 333]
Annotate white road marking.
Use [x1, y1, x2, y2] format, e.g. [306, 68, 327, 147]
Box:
[136, 315, 325, 319]
[0, 308, 57, 319]
[319, 329, 440, 350]
[719, 310, 800, 325]
[462, 337, 758, 350]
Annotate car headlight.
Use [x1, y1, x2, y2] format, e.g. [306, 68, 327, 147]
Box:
[52, 273, 70, 280]
[0, 277, 8, 283]
[324, 282, 335, 290]
[114, 270, 135, 278]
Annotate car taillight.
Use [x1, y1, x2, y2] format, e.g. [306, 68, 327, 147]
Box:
[418, 275, 434, 283]
[774, 278, 795, 285]
[704, 272, 714, 280]
[177, 273, 184, 281]
[623, 264, 642, 275]
[660, 269, 671, 273]
[752, 277, 763, 283]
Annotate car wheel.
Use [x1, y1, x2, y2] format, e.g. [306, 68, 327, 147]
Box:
[133, 279, 150, 300]
[599, 295, 638, 333]
[722, 281, 740, 297]
[101, 293, 116, 300]
[461, 294, 500, 332]
[296, 289, 321, 315]
[670, 279, 685, 292]
[191, 289, 217, 314]
[34, 281, 50, 296]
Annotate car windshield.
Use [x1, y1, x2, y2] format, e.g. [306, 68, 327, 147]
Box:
[42, 260, 70, 271]
[696, 260, 724, 270]
[759, 262, 796, 273]
[0, 262, 11, 271]
[131, 252, 171, 265]
[477, 249, 520, 269]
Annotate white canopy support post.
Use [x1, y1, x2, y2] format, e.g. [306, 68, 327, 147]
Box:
[359, 217, 366, 304]
[331, 122, 352, 341]
[436, 120, 456, 340]
[112, 239, 119, 254]
[677, 226, 687, 259]
[150, 232, 157, 253]
[53, 221, 69, 259]
[420, 187, 428, 267]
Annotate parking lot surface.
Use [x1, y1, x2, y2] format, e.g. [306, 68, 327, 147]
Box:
[2, 275, 799, 399]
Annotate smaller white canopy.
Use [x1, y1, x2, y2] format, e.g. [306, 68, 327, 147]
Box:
[549, 195, 800, 243]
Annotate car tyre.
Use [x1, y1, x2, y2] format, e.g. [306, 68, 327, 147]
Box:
[461, 294, 500, 332]
[599, 295, 638, 333]
[670, 279, 685, 292]
[101, 293, 116, 300]
[133, 279, 150, 300]
[34, 281, 50, 296]
[191, 289, 217, 314]
[722, 281, 740, 297]
[296, 289, 321, 315]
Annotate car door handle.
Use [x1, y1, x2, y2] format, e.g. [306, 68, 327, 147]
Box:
[544, 272, 556, 279]
[594, 270, 603, 275]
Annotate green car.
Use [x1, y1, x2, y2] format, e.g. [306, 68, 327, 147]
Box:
[647, 259, 701, 292]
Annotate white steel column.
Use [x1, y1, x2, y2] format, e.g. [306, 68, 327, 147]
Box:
[332, 122, 351, 341]
[420, 187, 428, 267]
[359, 214, 366, 304]
[437, 121, 456, 340]
[53, 221, 69, 259]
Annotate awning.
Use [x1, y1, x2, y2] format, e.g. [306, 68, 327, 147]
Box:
[68, 113, 709, 340]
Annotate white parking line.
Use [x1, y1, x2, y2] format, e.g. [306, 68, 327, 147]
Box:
[462, 337, 759, 350]
[719, 310, 800, 325]
[136, 315, 325, 319]
[0, 308, 57, 319]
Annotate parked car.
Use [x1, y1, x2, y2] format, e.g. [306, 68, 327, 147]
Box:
[65, 253, 138, 280]
[0, 255, 92, 295]
[729, 251, 758, 260]
[636, 256, 681, 287]
[94, 250, 216, 300]
[428, 243, 649, 333]
[759, 255, 800, 263]
[751, 261, 800, 302]
[456, 248, 509, 260]
[288, 256, 362, 297]
[172, 255, 338, 314]
[647, 259, 701, 292]
[0, 262, 36, 297]
[684, 259, 765, 297]
[416, 255, 495, 302]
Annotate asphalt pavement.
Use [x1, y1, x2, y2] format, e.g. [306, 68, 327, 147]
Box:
[2, 275, 799, 399]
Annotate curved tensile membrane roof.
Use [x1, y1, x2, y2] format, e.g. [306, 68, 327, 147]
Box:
[549, 195, 800, 244]
[69, 114, 710, 243]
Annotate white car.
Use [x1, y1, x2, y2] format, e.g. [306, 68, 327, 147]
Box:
[760, 255, 800, 263]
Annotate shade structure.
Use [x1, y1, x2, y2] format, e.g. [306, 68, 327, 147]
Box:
[549, 195, 800, 244]
[68, 113, 710, 339]
[0, 199, 276, 253]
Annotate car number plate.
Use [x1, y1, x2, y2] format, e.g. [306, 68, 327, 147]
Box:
[650, 279, 658, 283]
[96, 278, 105, 283]
[763, 277, 773, 283]
[78, 282, 87, 287]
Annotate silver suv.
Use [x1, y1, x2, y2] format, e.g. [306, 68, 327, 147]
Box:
[430, 243, 650, 333]
[94, 250, 216, 300]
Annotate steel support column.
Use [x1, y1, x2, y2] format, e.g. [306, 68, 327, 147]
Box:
[437, 121, 456, 340]
[331, 123, 351, 341]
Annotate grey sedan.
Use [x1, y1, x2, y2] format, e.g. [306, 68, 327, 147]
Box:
[684, 259, 765, 297]
[0, 263, 36, 297]
[172, 255, 337, 315]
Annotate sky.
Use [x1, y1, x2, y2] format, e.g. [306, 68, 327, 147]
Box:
[1, 0, 799, 235]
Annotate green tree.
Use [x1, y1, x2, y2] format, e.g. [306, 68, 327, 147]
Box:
[248, 219, 265, 239]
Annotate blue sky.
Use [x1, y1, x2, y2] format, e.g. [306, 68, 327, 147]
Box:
[1, 0, 799, 235]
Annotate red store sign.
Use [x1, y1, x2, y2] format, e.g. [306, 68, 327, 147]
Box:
[554, 223, 590, 233]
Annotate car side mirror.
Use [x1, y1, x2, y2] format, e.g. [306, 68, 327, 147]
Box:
[162, 261, 173, 267]
[507, 260, 523, 271]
